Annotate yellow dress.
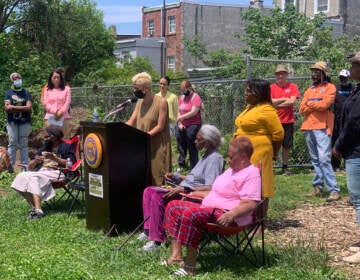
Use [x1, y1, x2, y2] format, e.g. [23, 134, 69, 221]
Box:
[234, 103, 284, 198]
[135, 95, 172, 186]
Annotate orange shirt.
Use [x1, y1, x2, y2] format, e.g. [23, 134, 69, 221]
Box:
[299, 82, 335, 135]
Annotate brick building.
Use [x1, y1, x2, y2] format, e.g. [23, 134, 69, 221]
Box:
[142, 1, 270, 73]
[274, 0, 360, 38]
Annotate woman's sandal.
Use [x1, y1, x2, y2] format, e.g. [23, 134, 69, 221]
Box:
[160, 257, 184, 267]
[172, 265, 196, 277]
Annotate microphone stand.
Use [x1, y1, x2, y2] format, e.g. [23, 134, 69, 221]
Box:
[102, 106, 126, 122]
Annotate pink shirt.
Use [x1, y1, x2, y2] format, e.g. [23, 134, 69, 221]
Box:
[201, 165, 261, 226]
[270, 82, 300, 124]
[43, 85, 71, 119]
[178, 92, 202, 127]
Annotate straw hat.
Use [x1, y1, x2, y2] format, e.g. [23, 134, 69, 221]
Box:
[310, 61, 329, 77]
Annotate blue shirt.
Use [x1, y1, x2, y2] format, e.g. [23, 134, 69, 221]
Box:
[180, 150, 224, 188]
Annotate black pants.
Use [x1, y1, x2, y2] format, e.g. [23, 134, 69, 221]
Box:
[175, 124, 201, 169]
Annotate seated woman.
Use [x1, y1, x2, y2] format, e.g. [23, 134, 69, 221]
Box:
[139, 124, 224, 251]
[11, 125, 76, 220]
[163, 136, 261, 276]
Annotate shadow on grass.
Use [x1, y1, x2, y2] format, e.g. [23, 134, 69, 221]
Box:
[198, 244, 272, 275]
[43, 195, 85, 217]
[196, 242, 339, 278]
[267, 218, 303, 231]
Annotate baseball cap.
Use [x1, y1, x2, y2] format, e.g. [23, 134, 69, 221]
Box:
[338, 69, 350, 77]
[275, 64, 288, 74]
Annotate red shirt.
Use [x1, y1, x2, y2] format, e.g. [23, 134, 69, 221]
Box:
[178, 92, 202, 127]
[270, 82, 300, 124]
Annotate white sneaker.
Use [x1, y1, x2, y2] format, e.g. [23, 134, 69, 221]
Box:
[141, 241, 159, 251]
[349, 241, 360, 252]
[349, 246, 360, 253]
[137, 232, 148, 242]
[343, 252, 360, 263]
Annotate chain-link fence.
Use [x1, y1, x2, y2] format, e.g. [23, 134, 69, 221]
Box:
[71, 75, 314, 168]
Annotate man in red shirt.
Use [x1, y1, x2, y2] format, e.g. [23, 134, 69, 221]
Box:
[271, 64, 300, 175]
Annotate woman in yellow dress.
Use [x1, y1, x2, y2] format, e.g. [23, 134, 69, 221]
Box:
[234, 79, 284, 198]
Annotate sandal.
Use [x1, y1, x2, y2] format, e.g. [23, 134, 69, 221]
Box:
[160, 258, 184, 267]
[172, 265, 196, 277]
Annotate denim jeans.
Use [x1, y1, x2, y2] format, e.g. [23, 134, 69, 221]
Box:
[346, 158, 360, 227]
[6, 122, 31, 165]
[305, 129, 339, 193]
[176, 124, 201, 169]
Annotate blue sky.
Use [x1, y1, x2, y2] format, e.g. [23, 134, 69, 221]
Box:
[93, 0, 273, 34]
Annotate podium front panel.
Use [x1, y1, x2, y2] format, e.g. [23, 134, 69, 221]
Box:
[81, 121, 151, 232]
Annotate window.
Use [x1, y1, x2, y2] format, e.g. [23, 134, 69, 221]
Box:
[168, 16, 176, 33]
[281, 0, 296, 9]
[147, 20, 154, 37]
[167, 56, 175, 71]
[315, 0, 328, 13]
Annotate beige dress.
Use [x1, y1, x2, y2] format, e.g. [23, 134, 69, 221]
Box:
[135, 95, 172, 186]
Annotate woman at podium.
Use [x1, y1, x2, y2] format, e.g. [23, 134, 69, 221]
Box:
[126, 72, 172, 186]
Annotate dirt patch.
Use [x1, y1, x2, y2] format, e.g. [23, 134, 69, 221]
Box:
[267, 199, 360, 278]
[0, 188, 8, 198]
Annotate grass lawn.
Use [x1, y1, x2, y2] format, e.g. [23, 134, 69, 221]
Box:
[0, 170, 349, 280]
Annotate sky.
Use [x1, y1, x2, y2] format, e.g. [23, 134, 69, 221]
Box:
[93, 0, 273, 34]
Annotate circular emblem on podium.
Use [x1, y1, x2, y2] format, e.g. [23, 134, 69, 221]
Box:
[84, 133, 102, 168]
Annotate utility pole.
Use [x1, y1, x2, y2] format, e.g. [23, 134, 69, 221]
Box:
[161, 0, 166, 76]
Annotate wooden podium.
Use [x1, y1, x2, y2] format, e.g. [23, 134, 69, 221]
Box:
[81, 121, 151, 232]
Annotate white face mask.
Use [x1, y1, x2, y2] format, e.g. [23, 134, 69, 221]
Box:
[13, 79, 22, 88]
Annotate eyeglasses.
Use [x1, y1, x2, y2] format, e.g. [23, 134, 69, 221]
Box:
[159, 83, 168, 86]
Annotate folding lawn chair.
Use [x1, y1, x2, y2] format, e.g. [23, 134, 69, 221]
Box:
[199, 198, 268, 267]
[48, 135, 85, 214]
[198, 162, 267, 267]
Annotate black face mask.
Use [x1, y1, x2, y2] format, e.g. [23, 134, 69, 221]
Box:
[183, 89, 191, 96]
[134, 89, 145, 99]
[44, 140, 53, 152]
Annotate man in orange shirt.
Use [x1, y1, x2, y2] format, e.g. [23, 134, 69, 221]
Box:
[271, 64, 300, 175]
[300, 61, 340, 202]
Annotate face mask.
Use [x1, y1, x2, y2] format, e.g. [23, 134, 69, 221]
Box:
[13, 79, 22, 88]
[183, 89, 190, 96]
[133, 89, 145, 99]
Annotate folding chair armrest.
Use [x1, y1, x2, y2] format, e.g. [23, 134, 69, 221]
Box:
[17, 163, 29, 171]
[179, 192, 204, 202]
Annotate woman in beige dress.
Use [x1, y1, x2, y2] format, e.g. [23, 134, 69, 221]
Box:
[126, 72, 171, 186]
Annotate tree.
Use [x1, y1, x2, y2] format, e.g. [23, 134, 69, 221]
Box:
[9, 0, 115, 82]
[240, 4, 326, 59]
[0, 0, 30, 33]
[182, 35, 245, 78]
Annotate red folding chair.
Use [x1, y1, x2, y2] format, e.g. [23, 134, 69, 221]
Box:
[49, 135, 85, 214]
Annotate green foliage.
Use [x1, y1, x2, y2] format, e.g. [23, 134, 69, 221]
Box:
[304, 27, 360, 78]
[2, 0, 115, 84]
[240, 5, 326, 59]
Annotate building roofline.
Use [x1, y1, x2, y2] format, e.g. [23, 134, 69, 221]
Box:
[143, 2, 180, 13]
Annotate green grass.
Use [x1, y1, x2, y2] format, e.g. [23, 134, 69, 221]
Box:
[0, 170, 349, 280]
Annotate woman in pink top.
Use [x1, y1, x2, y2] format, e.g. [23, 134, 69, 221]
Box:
[163, 136, 261, 276]
[176, 80, 203, 169]
[43, 69, 71, 139]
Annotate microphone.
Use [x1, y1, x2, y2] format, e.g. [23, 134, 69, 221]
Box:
[116, 96, 138, 108]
